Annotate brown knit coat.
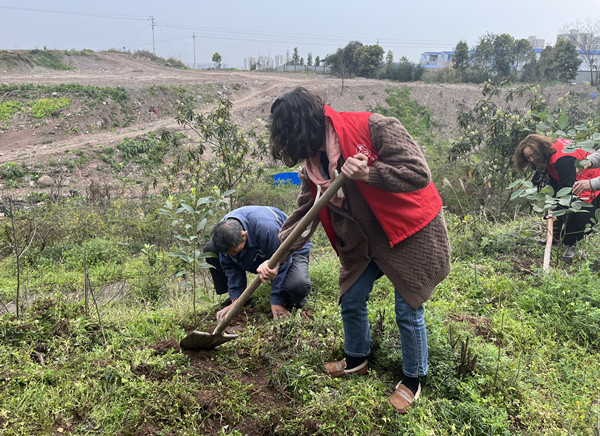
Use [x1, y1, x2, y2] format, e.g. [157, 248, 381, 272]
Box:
[279, 113, 451, 309]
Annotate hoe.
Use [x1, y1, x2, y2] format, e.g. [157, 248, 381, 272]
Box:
[180, 173, 347, 350]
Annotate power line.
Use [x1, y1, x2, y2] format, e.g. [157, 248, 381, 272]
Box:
[0, 5, 147, 21]
[158, 22, 457, 47]
[0, 4, 462, 62]
[0, 5, 457, 50]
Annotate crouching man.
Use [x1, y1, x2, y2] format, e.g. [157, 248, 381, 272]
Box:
[205, 206, 312, 320]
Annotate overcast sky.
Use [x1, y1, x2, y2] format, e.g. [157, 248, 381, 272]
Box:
[1, 1, 599, 68]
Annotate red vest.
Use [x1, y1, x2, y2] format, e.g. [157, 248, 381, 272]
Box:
[548, 138, 600, 203]
[310, 106, 443, 249]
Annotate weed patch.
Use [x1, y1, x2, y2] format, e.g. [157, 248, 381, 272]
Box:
[30, 97, 71, 118]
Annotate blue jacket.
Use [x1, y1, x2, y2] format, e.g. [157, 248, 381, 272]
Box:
[218, 206, 311, 305]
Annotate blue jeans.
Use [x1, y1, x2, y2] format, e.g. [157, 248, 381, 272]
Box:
[340, 261, 428, 378]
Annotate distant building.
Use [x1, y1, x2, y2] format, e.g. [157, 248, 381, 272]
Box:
[557, 29, 599, 51]
[243, 54, 287, 70]
[419, 51, 454, 69]
[528, 36, 546, 50]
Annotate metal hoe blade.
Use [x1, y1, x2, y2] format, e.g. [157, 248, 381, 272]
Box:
[180, 330, 238, 350]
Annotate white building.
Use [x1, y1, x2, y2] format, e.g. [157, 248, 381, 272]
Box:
[419, 51, 454, 69]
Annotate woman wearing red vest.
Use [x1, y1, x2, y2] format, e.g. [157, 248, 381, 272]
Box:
[266, 87, 451, 414]
[514, 134, 600, 262]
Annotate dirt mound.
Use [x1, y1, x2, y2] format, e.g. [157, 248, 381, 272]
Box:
[1, 50, 595, 197]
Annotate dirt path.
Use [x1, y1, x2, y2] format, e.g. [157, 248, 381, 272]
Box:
[2, 51, 591, 193]
[0, 53, 400, 166]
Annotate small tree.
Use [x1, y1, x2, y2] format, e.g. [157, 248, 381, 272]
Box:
[356, 44, 385, 78]
[537, 45, 556, 82]
[513, 38, 533, 76]
[212, 52, 222, 69]
[453, 40, 470, 80]
[160, 188, 232, 314]
[1, 198, 38, 319]
[325, 41, 364, 76]
[163, 98, 268, 206]
[307, 52, 313, 66]
[552, 38, 583, 83]
[292, 47, 300, 65]
[386, 50, 394, 65]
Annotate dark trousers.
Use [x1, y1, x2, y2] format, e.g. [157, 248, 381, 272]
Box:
[203, 241, 228, 295]
[558, 195, 600, 246]
[203, 242, 312, 308]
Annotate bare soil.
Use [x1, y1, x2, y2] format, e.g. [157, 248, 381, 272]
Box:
[0, 51, 594, 196]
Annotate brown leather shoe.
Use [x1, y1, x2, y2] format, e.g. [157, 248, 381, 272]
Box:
[324, 358, 368, 377]
[389, 382, 421, 414]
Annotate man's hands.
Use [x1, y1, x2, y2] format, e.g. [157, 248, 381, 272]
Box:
[217, 263, 295, 321]
[216, 300, 291, 321]
[271, 304, 290, 319]
[216, 299, 236, 321]
[256, 261, 279, 282]
[342, 153, 370, 182]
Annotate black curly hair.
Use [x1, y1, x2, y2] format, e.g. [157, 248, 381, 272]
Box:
[269, 87, 326, 167]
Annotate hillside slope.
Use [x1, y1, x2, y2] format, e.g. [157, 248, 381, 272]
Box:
[0, 50, 595, 196]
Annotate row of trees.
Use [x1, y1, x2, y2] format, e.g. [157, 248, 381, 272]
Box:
[451, 33, 582, 84]
[279, 18, 599, 85]
[451, 19, 600, 85]
[321, 41, 424, 83]
[285, 47, 322, 67]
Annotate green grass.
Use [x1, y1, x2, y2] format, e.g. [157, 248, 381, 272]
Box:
[0, 50, 72, 70]
[1, 82, 600, 434]
[1, 195, 600, 434]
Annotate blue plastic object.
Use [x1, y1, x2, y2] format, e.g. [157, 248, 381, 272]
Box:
[271, 172, 301, 186]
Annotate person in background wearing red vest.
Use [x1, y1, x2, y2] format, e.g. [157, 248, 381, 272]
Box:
[263, 87, 451, 414]
[513, 134, 600, 262]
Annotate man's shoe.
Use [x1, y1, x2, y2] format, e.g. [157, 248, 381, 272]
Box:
[561, 246, 576, 263]
[220, 297, 255, 308]
[283, 297, 308, 311]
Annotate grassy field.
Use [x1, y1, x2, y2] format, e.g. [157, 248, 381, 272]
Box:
[1, 77, 600, 435]
[1, 197, 600, 435]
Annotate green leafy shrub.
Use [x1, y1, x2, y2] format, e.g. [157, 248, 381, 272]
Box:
[163, 98, 267, 203]
[0, 162, 25, 180]
[63, 237, 126, 268]
[0, 100, 22, 120]
[373, 86, 435, 145]
[30, 97, 70, 118]
[236, 175, 300, 215]
[117, 135, 167, 167]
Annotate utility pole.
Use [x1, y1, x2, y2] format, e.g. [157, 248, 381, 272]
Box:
[149, 16, 156, 55]
[193, 33, 196, 70]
